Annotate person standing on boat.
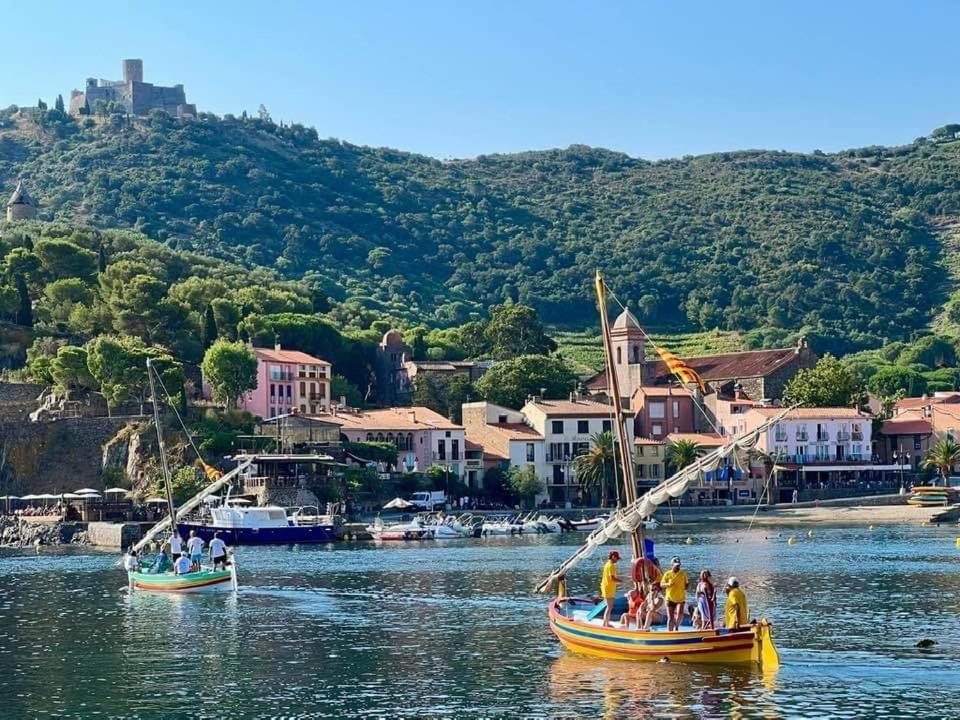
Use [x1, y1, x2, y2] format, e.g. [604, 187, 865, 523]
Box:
[724, 577, 749, 629]
[174, 550, 192, 575]
[600, 550, 623, 628]
[123, 547, 140, 572]
[209, 532, 228, 570]
[169, 530, 184, 558]
[660, 557, 689, 631]
[696, 570, 717, 630]
[186, 530, 204, 572]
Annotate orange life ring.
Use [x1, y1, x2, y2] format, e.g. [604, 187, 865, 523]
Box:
[632, 557, 661, 585]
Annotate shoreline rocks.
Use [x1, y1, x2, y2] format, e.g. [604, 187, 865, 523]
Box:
[0, 516, 88, 548]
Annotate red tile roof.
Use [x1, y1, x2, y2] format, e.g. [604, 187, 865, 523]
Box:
[254, 347, 331, 365]
[880, 419, 933, 435]
[749, 407, 868, 420]
[524, 398, 613, 417]
[895, 393, 960, 412]
[464, 422, 542, 461]
[313, 406, 460, 431]
[665, 432, 725, 447]
[587, 346, 805, 391]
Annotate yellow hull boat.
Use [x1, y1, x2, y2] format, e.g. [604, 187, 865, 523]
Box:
[549, 597, 780, 667]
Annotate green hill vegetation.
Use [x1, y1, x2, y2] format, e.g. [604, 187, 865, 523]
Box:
[4, 106, 960, 355]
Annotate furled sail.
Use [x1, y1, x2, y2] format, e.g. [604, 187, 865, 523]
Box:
[535, 406, 791, 593]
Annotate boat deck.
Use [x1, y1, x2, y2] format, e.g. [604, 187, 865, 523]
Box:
[567, 607, 691, 633]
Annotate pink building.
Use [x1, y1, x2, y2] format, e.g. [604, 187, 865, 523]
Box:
[323, 406, 466, 481]
[239, 344, 332, 418]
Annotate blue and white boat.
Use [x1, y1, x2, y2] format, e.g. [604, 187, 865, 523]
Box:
[179, 503, 336, 545]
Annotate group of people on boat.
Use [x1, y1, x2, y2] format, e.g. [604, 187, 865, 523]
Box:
[123, 529, 229, 575]
[600, 551, 748, 632]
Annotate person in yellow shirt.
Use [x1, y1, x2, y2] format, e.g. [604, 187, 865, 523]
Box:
[659, 556, 689, 631]
[599, 550, 623, 628]
[724, 577, 749, 629]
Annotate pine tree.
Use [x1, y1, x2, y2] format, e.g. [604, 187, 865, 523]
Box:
[203, 303, 218, 348]
[14, 275, 32, 327]
[37, 99, 47, 111]
[55, 94, 65, 113]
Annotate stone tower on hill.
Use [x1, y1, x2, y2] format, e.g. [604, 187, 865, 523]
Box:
[6, 180, 37, 222]
[69, 59, 196, 118]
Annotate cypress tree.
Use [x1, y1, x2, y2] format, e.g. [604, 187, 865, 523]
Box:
[14, 275, 32, 327]
[98, 244, 108, 273]
[55, 94, 65, 113]
[203, 303, 218, 348]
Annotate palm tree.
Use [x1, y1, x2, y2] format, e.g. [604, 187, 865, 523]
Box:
[666, 439, 701, 474]
[922, 438, 960, 486]
[747, 447, 777, 503]
[574, 431, 618, 507]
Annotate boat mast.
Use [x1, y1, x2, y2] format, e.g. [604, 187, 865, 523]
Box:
[147, 358, 178, 540]
[594, 272, 644, 564]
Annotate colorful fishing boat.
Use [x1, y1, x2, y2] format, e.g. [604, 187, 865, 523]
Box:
[128, 564, 237, 593]
[536, 273, 782, 669]
[126, 359, 244, 594]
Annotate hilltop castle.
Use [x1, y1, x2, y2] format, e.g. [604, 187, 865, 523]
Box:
[69, 59, 196, 118]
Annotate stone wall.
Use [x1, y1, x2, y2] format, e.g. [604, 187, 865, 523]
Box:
[0, 382, 43, 422]
[0, 417, 136, 494]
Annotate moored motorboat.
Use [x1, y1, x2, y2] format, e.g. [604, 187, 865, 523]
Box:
[368, 516, 435, 541]
[178, 503, 336, 545]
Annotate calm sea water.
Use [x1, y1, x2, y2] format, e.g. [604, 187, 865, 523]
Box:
[1, 523, 958, 719]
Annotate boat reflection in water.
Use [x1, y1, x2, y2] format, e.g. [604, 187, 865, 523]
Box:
[548, 653, 782, 720]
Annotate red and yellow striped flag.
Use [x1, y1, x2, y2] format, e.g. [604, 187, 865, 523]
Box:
[202, 463, 223, 481]
[655, 346, 706, 393]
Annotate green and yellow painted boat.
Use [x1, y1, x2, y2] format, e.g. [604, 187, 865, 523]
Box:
[128, 564, 237, 594]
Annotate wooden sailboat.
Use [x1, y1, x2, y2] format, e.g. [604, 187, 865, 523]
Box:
[539, 272, 781, 667]
[126, 359, 237, 594]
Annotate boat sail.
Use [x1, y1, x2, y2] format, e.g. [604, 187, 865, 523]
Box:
[126, 359, 238, 594]
[541, 272, 781, 667]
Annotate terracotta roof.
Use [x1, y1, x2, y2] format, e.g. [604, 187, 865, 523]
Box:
[665, 432, 725, 447]
[633, 386, 692, 398]
[464, 422, 541, 461]
[634, 436, 664, 445]
[881, 419, 933, 435]
[254, 347, 331, 365]
[895, 393, 960, 411]
[313, 406, 461, 431]
[587, 345, 806, 391]
[524, 398, 613, 417]
[748, 407, 868, 420]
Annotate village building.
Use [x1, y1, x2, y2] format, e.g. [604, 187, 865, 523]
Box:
[323, 406, 467, 483]
[631, 386, 696, 440]
[878, 392, 960, 473]
[462, 401, 545, 489]
[634, 437, 665, 488]
[585, 309, 818, 402]
[234, 344, 332, 418]
[374, 328, 492, 405]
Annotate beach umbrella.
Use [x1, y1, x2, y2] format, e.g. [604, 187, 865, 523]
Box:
[0, 495, 20, 500]
[61, 493, 83, 499]
[104, 487, 128, 495]
[20, 494, 38, 500]
[383, 497, 415, 510]
[74, 488, 100, 494]
[36, 493, 59, 500]
[144, 497, 167, 503]
[226, 498, 251, 505]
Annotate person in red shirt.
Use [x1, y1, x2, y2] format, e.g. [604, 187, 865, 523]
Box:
[619, 582, 646, 629]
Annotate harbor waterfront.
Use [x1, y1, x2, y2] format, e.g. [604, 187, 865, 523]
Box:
[1, 524, 958, 719]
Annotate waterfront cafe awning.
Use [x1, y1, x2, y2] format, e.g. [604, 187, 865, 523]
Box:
[798, 463, 909, 473]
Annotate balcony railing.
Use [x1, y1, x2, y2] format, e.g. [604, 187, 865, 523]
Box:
[836, 431, 850, 441]
[432, 452, 461, 461]
[816, 432, 830, 442]
[774, 433, 788, 442]
[795, 432, 808, 441]
[852, 431, 864, 441]
[464, 458, 482, 469]
[308, 393, 325, 401]
[788, 453, 870, 465]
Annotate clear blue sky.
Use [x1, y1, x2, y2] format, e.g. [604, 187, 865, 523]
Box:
[4, 1, 958, 159]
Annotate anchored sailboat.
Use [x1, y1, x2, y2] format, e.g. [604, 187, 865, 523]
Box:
[540, 273, 781, 667]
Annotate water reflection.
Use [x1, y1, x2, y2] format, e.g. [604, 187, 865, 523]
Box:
[2, 525, 960, 718]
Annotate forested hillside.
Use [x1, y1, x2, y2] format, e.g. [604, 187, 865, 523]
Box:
[3, 105, 959, 352]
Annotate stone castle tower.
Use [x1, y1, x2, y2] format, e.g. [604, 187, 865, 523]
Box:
[6, 180, 37, 222]
[610, 308, 647, 401]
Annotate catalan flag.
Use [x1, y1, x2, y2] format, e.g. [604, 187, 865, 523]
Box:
[202, 463, 223, 481]
[655, 345, 707, 393]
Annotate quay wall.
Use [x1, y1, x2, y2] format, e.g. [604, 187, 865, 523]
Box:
[87, 521, 141, 549]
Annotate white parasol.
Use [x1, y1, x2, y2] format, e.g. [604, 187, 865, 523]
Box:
[383, 497, 415, 510]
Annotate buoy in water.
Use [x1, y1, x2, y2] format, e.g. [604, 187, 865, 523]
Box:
[916, 639, 937, 649]
[955, 537, 960, 548]
[869, 525, 875, 531]
[685, 537, 694, 545]
[807, 530, 814, 538]
[787, 537, 796, 545]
